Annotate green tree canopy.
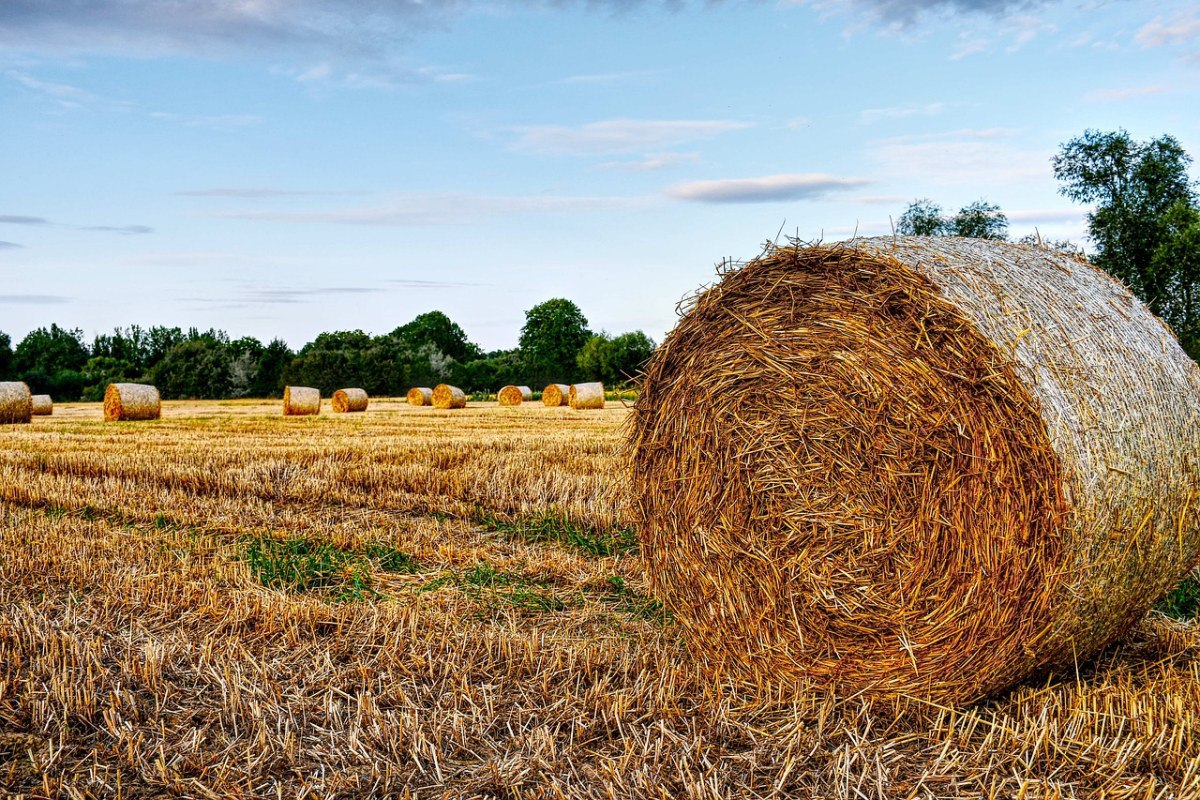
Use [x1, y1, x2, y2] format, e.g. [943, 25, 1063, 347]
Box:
[150, 338, 233, 399]
[391, 311, 481, 363]
[519, 299, 591, 384]
[896, 198, 1008, 239]
[896, 199, 946, 236]
[14, 324, 90, 398]
[0, 331, 12, 380]
[577, 331, 656, 386]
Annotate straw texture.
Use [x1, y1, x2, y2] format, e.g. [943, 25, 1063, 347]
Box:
[407, 387, 433, 407]
[542, 384, 569, 407]
[0, 382, 33, 424]
[569, 382, 605, 410]
[282, 386, 320, 416]
[497, 385, 533, 406]
[331, 388, 368, 413]
[630, 236, 1200, 704]
[31, 395, 52, 416]
[104, 383, 161, 422]
[432, 384, 467, 409]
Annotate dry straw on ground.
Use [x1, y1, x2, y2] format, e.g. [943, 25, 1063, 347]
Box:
[282, 386, 320, 416]
[432, 384, 467, 409]
[569, 382, 605, 410]
[497, 385, 533, 406]
[543, 383, 570, 407]
[0, 382, 33, 424]
[407, 387, 433, 406]
[31, 395, 52, 416]
[331, 388, 368, 413]
[103, 383, 160, 422]
[632, 235, 1200, 705]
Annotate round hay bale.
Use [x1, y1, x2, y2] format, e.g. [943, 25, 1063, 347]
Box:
[407, 387, 433, 406]
[104, 383, 161, 422]
[497, 385, 533, 406]
[431, 384, 466, 409]
[542, 383, 570, 407]
[630, 236, 1200, 705]
[569, 382, 605, 410]
[0, 382, 33, 424]
[31, 395, 53, 416]
[282, 386, 321, 416]
[332, 388, 368, 413]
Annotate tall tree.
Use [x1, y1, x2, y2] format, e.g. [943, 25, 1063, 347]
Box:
[0, 331, 12, 380]
[1054, 129, 1199, 355]
[14, 325, 90, 399]
[896, 199, 946, 236]
[577, 331, 656, 386]
[392, 311, 481, 363]
[950, 200, 1008, 239]
[519, 299, 592, 384]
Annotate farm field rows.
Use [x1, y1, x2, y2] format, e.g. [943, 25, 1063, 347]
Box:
[2, 400, 1200, 798]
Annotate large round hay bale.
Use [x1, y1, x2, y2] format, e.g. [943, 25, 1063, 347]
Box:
[431, 384, 467, 409]
[569, 382, 605, 410]
[331, 388, 368, 413]
[630, 236, 1200, 705]
[407, 387, 433, 407]
[542, 384, 569, 407]
[31, 395, 53, 416]
[497, 385, 533, 406]
[0, 382, 33, 424]
[104, 383, 161, 422]
[283, 386, 320, 416]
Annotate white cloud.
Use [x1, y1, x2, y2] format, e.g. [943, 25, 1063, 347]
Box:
[507, 119, 752, 156]
[596, 152, 700, 171]
[666, 173, 870, 204]
[869, 129, 1051, 187]
[1136, 13, 1200, 48]
[1083, 85, 1167, 103]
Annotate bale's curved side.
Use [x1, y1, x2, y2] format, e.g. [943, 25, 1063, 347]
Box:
[407, 387, 433, 407]
[497, 385, 533, 406]
[0, 382, 33, 424]
[432, 384, 466, 409]
[542, 384, 569, 407]
[631, 236, 1200, 704]
[283, 386, 321, 416]
[332, 388, 368, 413]
[31, 395, 53, 416]
[104, 383, 161, 422]
[569, 382, 605, 410]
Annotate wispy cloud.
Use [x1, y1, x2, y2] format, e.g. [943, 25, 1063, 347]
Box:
[0, 213, 151, 234]
[1084, 84, 1167, 103]
[0, 294, 70, 304]
[244, 287, 381, 304]
[0, 241, 24, 249]
[507, 119, 752, 156]
[596, 151, 699, 171]
[797, 0, 1055, 30]
[205, 192, 648, 226]
[869, 128, 1050, 187]
[859, 102, 945, 124]
[79, 224, 153, 235]
[385, 278, 489, 288]
[1136, 12, 1200, 49]
[176, 188, 368, 198]
[0, 215, 49, 225]
[667, 173, 870, 204]
[553, 69, 656, 86]
[148, 111, 263, 130]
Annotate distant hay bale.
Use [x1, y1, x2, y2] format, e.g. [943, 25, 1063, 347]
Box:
[31, 395, 53, 416]
[497, 385, 533, 406]
[0, 382, 33, 424]
[569, 382, 605, 410]
[542, 383, 570, 407]
[631, 236, 1200, 705]
[407, 387, 433, 407]
[431, 384, 466, 409]
[104, 383, 161, 422]
[282, 386, 321, 416]
[332, 388, 368, 413]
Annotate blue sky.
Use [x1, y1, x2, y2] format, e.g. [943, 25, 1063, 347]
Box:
[2, 0, 1199, 351]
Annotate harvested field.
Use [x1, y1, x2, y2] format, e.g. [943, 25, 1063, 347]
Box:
[2, 398, 1200, 798]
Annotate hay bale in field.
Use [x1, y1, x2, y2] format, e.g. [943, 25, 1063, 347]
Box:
[282, 386, 320, 416]
[631, 236, 1200, 705]
[569, 382, 605, 410]
[497, 385, 533, 406]
[104, 383, 160, 422]
[431, 384, 466, 409]
[31, 395, 53, 416]
[407, 387, 433, 407]
[332, 388, 368, 413]
[542, 383, 570, 407]
[0, 382, 33, 424]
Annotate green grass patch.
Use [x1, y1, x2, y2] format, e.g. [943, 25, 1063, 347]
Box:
[240, 535, 377, 602]
[1158, 570, 1200, 620]
[603, 575, 671, 624]
[420, 561, 566, 613]
[476, 509, 639, 558]
[364, 541, 422, 573]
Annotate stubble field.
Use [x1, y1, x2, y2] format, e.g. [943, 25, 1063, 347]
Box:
[2, 400, 1200, 798]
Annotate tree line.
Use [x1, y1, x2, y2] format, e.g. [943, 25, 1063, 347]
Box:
[0, 299, 654, 401]
[895, 129, 1200, 359]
